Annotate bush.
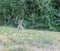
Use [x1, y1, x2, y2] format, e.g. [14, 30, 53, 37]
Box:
[0, 0, 60, 31]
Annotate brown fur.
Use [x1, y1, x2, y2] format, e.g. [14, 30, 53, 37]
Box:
[17, 19, 23, 30]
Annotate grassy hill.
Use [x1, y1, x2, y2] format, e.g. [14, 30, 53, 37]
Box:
[0, 26, 60, 51]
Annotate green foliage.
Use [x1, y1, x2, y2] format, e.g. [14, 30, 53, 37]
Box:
[0, 0, 60, 31]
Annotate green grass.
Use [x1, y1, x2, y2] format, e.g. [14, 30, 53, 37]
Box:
[0, 26, 60, 51]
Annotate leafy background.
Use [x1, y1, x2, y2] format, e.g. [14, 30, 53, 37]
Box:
[0, 0, 60, 31]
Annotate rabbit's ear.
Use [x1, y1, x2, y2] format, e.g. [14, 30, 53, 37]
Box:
[19, 19, 23, 22]
[21, 19, 23, 22]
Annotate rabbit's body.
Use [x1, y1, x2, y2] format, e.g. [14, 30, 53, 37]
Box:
[17, 19, 23, 30]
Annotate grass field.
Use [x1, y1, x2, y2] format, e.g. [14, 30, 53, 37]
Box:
[0, 26, 60, 51]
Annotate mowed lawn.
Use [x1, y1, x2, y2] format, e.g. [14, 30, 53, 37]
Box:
[0, 26, 60, 51]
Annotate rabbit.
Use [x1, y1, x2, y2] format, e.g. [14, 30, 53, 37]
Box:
[17, 19, 24, 30]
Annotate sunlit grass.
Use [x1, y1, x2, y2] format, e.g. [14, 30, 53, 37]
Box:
[0, 26, 60, 51]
